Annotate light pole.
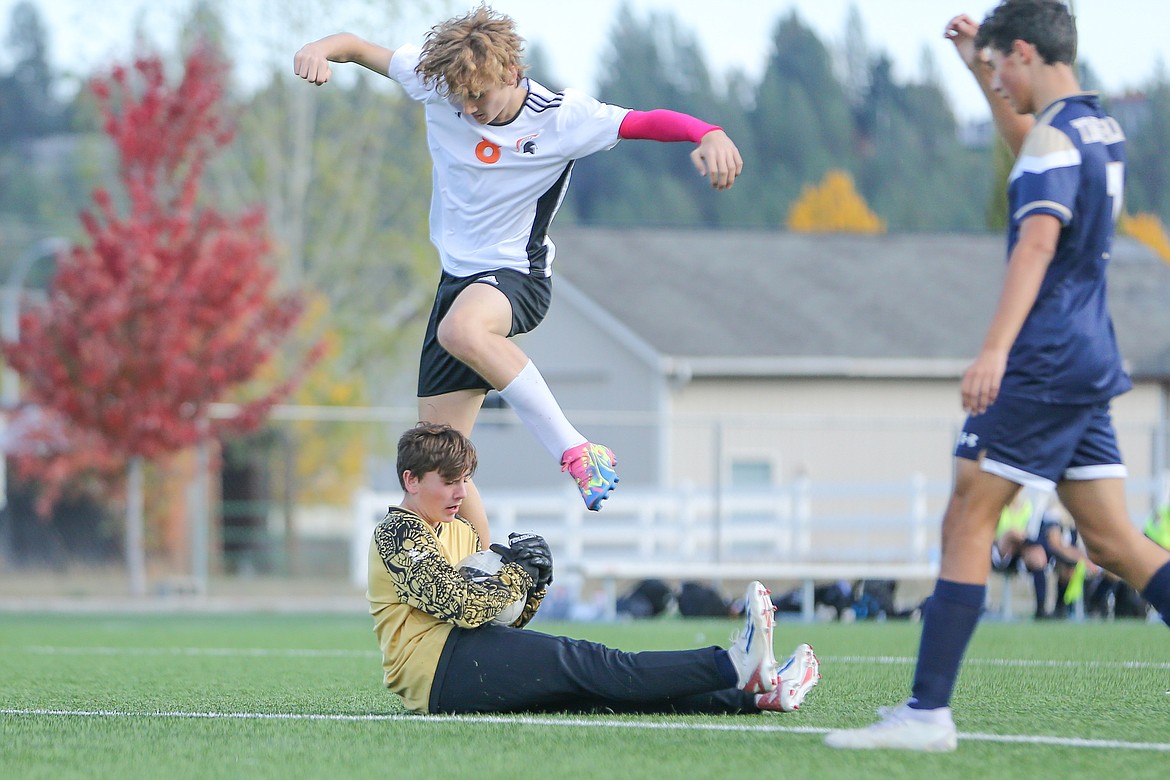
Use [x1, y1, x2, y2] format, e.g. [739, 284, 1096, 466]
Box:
[1, 236, 68, 511]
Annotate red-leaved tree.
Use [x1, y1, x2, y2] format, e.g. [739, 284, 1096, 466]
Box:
[2, 45, 323, 587]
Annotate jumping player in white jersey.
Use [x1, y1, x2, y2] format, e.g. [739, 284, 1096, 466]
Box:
[826, 0, 1170, 752]
[294, 5, 743, 542]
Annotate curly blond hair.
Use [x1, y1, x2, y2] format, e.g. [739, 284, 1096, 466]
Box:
[417, 4, 527, 99]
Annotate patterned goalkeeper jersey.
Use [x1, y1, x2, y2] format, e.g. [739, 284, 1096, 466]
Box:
[366, 507, 542, 712]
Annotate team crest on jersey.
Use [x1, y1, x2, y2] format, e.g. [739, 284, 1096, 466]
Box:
[515, 133, 540, 154]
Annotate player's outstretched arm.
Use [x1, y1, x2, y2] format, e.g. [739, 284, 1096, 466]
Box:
[618, 109, 744, 190]
[294, 33, 394, 85]
[944, 13, 1032, 156]
[691, 130, 743, 191]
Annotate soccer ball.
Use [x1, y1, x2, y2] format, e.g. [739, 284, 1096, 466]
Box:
[457, 549, 527, 626]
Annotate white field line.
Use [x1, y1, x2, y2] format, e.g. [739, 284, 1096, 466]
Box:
[833, 655, 1170, 671]
[1, 707, 1169, 752]
[17, 645, 377, 658]
[13, 646, 1170, 671]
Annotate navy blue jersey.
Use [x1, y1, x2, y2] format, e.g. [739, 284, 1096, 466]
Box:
[1001, 93, 1132, 404]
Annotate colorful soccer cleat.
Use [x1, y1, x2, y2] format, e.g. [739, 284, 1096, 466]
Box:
[560, 442, 618, 511]
[727, 580, 778, 694]
[757, 643, 821, 712]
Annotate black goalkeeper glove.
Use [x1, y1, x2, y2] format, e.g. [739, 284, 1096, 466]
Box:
[506, 532, 554, 589]
[489, 543, 541, 585]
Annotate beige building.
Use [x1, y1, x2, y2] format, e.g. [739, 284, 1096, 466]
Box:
[469, 227, 1170, 524]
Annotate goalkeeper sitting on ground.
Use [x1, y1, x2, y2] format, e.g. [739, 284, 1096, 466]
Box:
[366, 422, 821, 715]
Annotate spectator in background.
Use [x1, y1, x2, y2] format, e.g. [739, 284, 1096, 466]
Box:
[1147, 504, 1170, 551]
[992, 495, 1100, 618]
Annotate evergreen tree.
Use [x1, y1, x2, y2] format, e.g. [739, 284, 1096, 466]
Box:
[841, 4, 871, 109]
[747, 12, 855, 225]
[1124, 69, 1170, 224]
[0, 1, 58, 144]
[567, 3, 729, 226]
[854, 52, 987, 230]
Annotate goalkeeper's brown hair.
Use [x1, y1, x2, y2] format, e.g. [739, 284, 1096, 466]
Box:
[396, 422, 478, 489]
[416, 4, 527, 101]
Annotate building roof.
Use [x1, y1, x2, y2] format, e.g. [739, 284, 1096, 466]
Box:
[550, 227, 1170, 380]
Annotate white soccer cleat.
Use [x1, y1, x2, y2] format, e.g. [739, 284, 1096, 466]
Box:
[728, 580, 778, 693]
[757, 643, 821, 712]
[824, 702, 958, 752]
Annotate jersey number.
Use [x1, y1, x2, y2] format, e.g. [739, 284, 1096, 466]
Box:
[1106, 160, 1124, 223]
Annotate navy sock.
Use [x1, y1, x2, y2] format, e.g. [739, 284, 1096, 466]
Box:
[1032, 570, 1048, 615]
[714, 648, 738, 688]
[909, 579, 985, 710]
[1140, 560, 1170, 628]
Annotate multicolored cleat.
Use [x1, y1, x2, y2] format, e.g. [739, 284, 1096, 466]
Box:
[728, 580, 778, 694]
[561, 441, 618, 511]
[757, 643, 821, 712]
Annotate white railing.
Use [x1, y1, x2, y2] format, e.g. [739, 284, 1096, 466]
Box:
[352, 477, 949, 616]
[353, 474, 1164, 621]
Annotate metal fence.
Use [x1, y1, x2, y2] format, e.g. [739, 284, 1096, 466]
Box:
[4, 403, 1165, 595]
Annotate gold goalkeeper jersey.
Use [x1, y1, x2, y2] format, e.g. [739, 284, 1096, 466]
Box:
[365, 507, 542, 712]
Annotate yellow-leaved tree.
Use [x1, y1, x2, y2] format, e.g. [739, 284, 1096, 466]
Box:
[1120, 212, 1170, 264]
[284, 294, 368, 507]
[237, 291, 368, 507]
[786, 170, 886, 234]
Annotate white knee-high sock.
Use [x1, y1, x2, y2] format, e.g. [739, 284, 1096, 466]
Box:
[498, 361, 586, 461]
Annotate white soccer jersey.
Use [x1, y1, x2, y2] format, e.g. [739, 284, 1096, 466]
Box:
[389, 45, 629, 278]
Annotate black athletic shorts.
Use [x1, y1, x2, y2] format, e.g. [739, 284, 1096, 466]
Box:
[417, 269, 552, 398]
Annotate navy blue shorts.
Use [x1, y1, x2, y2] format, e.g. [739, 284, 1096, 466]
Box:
[954, 396, 1127, 490]
[417, 269, 552, 398]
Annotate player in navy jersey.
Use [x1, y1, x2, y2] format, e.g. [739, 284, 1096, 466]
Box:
[294, 6, 743, 542]
[827, 0, 1170, 752]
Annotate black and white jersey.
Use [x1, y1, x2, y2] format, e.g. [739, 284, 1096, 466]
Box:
[389, 45, 629, 278]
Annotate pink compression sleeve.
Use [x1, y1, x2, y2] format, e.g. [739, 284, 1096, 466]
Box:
[618, 109, 721, 143]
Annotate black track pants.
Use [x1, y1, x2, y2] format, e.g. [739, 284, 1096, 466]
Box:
[430, 624, 757, 715]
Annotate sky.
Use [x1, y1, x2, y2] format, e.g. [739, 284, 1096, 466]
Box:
[2, 0, 1167, 123]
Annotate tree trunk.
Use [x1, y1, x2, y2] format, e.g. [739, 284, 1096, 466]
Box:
[126, 455, 146, 597]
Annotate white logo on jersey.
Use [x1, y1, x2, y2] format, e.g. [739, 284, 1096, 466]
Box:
[1069, 116, 1125, 145]
[957, 431, 979, 449]
[478, 275, 499, 286]
[405, 548, 431, 563]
